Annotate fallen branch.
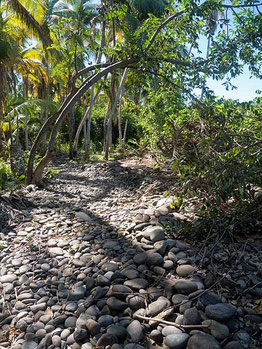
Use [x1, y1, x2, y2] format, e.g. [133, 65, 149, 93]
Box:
[135, 314, 209, 329]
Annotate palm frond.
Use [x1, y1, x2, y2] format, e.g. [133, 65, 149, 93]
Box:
[6, 98, 58, 119]
[6, 0, 53, 47]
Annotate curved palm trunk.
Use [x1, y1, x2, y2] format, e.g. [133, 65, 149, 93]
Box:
[29, 59, 135, 185]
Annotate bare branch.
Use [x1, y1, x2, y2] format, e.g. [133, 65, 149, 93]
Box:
[145, 10, 185, 53]
[135, 314, 209, 329]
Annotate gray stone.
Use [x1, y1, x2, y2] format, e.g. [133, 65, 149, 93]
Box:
[75, 212, 92, 222]
[52, 335, 61, 346]
[133, 253, 147, 264]
[224, 341, 244, 349]
[164, 333, 189, 349]
[162, 326, 183, 337]
[86, 319, 101, 336]
[172, 294, 188, 306]
[107, 297, 128, 311]
[110, 284, 133, 300]
[12, 259, 22, 267]
[65, 302, 78, 312]
[199, 293, 221, 307]
[205, 303, 237, 322]
[74, 329, 89, 341]
[175, 241, 190, 251]
[15, 301, 27, 310]
[3, 283, 14, 294]
[124, 278, 148, 290]
[146, 251, 164, 266]
[69, 286, 86, 301]
[98, 315, 114, 327]
[107, 325, 126, 339]
[176, 265, 195, 277]
[102, 262, 118, 272]
[187, 333, 221, 349]
[202, 320, 229, 340]
[124, 269, 139, 279]
[143, 226, 165, 242]
[124, 345, 144, 349]
[0, 274, 17, 283]
[41, 263, 51, 271]
[35, 329, 46, 338]
[96, 333, 118, 347]
[147, 297, 168, 317]
[61, 329, 71, 340]
[49, 247, 64, 255]
[65, 316, 77, 328]
[97, 274, 111, 286]
[30, 303, 47, 312]
[174, 280, 198, 295]
[76, 313, 90, 329]
[21, 342, 38, 349]
[127, 320, 143, 343]
[127, 295, 145, 310]
[17, 292, 32, 300]
[149, 329, 162, 342]
[182, 308, 201, 325]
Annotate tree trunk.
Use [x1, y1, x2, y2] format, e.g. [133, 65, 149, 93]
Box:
[68, 107, 75, 159]
[73, 20, 105, 155]
[0, 64, 6, 156]
[83, 98, 87, 153]
[123, 119, 128, 147]
[105, 68, 128, 160]
[73, 88, 100, 152]
[85, 86, 95, 160]
[103, 102, 111, 153]
[29, 59, 135, 186]
[118, 87, 124, 151]
[24, 78, 29, 151]
[43, 62, 50, 150]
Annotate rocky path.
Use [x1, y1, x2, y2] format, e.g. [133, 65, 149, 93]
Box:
[0, 159, 261, 349]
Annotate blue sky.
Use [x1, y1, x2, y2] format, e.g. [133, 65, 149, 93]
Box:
[206, 70, 261, 102]
[90, 0, 262, 102]
[197, 35, 261, 102]
[195, 35, 261, 102]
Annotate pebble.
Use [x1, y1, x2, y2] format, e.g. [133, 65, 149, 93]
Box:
[182, 307, 201, 325]
[124, 278, 148, 290]
[96, 333, 118, 347]
[0, 162, 255, 349]
[0, 274, 17, 283]
[174, 280, 198, 295]
[147, 297, 168, 317]
[164, 333, 190, 349]
[126, 320, 143, 343]
[205, 303, 237, 322]
[187, 333, 220, 349]
[176, 264, 195, 277]
[86, 319, 101, 335]
[142, 226, 165, 242]
[202, 319, 230, 340]
[21, 342, 38, 349]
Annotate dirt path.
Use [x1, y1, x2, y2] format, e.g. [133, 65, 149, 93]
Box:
[0, 159, 261, 349]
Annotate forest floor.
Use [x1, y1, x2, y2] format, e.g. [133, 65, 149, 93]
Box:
[0, 157, 262, 349]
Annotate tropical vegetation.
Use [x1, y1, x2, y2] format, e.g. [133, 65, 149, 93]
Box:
[0, 0, 261, 234]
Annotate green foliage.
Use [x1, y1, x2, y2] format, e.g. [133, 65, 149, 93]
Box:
[0, 159, 11, 189]
[142, 92, 262, 234]
[0, 158, 25, 190]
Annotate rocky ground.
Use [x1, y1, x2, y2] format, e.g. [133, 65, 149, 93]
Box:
[0, 158, 261, 349]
